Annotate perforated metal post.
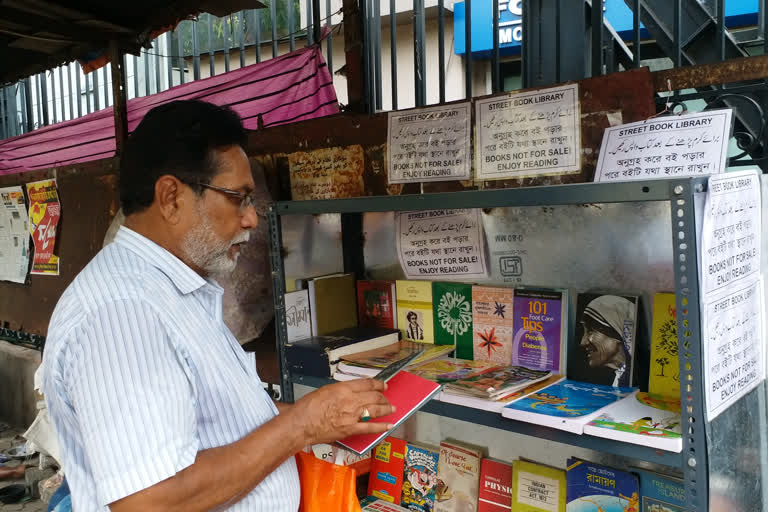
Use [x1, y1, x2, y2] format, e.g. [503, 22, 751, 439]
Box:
[268, 208, 294, 403]
[670, 180, 709, 510]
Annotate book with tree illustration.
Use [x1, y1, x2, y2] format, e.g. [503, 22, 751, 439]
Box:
[434, 282, 474, 360]
[650, 293, 680, 399]
[472, 286, 515, 364]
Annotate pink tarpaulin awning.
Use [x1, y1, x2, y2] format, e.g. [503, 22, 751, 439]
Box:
[0, 46, 338, 176]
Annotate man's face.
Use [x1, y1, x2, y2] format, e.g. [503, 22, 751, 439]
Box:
[180, 145, 259, 276]
[579, 325, 622, 368]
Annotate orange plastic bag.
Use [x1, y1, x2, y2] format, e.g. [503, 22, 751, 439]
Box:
[296, 451, 362, 512]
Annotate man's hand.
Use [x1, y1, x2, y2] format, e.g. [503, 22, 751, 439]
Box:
[290, 379, 395, 445]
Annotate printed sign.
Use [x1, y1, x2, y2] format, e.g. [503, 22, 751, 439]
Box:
[595, 109, 733, 182]
[515, 470, 560, 512]
[0, 186, 30, 283]
[388, 102, 471, 184]
[475, 83, 580, 180]
[700, 170, 764, 421]
[26, 179, 60, 276]
[396, 209, 488, 280]
[288, 145, 365, 200]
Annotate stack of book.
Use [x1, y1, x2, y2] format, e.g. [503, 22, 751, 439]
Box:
[442, 366, 552, 400]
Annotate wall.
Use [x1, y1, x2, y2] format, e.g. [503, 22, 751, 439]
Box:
[0, 341, 40, 428]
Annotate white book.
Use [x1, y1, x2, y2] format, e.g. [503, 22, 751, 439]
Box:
[583, 390, 683, 452]
[285, 290, 311, 342]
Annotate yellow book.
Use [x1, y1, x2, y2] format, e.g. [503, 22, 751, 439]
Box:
[396, 280, 435, 344]
[512, 460, 566, 512]
[650, 293, 680, 399]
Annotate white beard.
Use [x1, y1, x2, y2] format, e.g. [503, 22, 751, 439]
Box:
[181, 208, 250, 277]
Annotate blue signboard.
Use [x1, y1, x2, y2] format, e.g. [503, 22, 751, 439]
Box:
[454, 0, 759, 56]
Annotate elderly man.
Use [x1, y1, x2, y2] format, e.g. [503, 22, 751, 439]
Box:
[41, 100, 393, 512]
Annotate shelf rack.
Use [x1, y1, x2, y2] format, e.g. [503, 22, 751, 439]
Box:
[267, 178, 713, 510]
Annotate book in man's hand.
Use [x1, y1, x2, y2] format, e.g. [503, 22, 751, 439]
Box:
[337, 371, 442, 456]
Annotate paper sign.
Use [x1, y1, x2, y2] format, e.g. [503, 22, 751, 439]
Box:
[396, 209, 488, 279]
[26, 179, 60, 276]
[516, 470, 561, 512]
[288, 145, 365, 200]
[387, 102, 471, 184]
[595, 109, 732, 182]
[700, 170, 764, 421]
[475, 83, 580, 180]
[701, 170, 761, 297]
[0, 186, 30, 283]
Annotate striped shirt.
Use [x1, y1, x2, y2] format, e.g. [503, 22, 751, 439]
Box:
[41, 226, 300, 511]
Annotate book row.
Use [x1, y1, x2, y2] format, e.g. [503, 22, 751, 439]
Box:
[311, 435, 686, 512]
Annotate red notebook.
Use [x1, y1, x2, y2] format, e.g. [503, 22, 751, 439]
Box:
[337, 371, 442, 455]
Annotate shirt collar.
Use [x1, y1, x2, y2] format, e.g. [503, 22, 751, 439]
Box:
[113, 226, 208, 295]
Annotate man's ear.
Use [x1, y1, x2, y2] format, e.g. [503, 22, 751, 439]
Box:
[155, 175, 187, 224]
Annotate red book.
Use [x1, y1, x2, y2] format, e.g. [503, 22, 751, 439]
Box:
[478, 459, 514, 512]
[337, 371, 442, 455]
[357, 280, 398, 329]
[367, 437, 408, 505]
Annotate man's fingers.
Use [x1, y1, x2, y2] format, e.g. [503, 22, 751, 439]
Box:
[364, 404, 396, 419]
[342, 378, 387, 393]
[356, 391, 391, 407]
[346, 421, 393, 437]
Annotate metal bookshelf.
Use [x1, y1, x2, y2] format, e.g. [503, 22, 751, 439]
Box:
[266, 177, 762, 511]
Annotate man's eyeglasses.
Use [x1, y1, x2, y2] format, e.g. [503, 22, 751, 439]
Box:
[190, 181, 267, 217]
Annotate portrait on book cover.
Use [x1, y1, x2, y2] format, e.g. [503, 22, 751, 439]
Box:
[570, 294, 637, 387]
[406, 310, 425, 341]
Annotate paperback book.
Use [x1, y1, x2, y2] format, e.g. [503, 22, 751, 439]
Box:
[472, 286, 515, 364]
[443, 366, 552, 400]
[359, 280, 398, 330]
[566, 458, 639, 512]
[477, 459, 513, 512]
[502, 380, 636, 434]
[512, 289, 565, 374]
[401, 444, 440, 512]
[511, 459, 566, 512]
[434, 441, 482, 512]
[397, 280, 436, 344]
[632, 468, 685, 512]
[336, 342, 455, 379]
[584, 390, 682, 452]
[433, 282, 475, 359]
[369, 436, 408, 505]
[649, 293, 680, 399]
[569, 293, 639, 387]
[407, 358, 500, 383]
[285, 290, 311, 342]
[307, 273, 358, 335]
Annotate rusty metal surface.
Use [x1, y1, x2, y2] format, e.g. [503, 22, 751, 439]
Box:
[652, 55, 768, 92]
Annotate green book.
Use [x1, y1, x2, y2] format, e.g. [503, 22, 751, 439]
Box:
[433, 282, 474, 360]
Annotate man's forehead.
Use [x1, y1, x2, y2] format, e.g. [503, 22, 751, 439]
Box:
[211, 146, 255, 189]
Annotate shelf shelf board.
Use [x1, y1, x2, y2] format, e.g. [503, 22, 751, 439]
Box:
[273, 178, 707, 216]
[291, 373, 683, 469]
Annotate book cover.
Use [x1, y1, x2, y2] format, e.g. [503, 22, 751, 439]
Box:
[309, 273, 358, 335]
[408, 358, 500, 383]
[397, 280, 436, 344]
[368, 437, 408, 505]
[584, 391, 682, 452]
[478, 459, 513, 512]
[472, 286, 515, 364]
[649, 293, 680, 399]
[502, 380, 635, 434]
[632, 468, 685, 512]
[401, 444, 440, 512]
[338, 372, 442, 456]
[511, 460, 566, 512]
[361, 497, 412, 511]
[439, 375, 566, 414]
[285, 290, 311, 343]
[434, 441, 482, 512]
[285, 327, 400, 378]
[444, 366, 552, 399]
[569, 293, 639, 387]
[359, 280, 398, 330]
[566, 459, 639, 512]
[340, 342, 455, 373]
[512, 289, 564, 374]
[434, 282, 474, 359]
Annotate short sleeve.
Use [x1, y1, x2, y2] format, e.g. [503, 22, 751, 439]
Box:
[66, 299, 199, 506]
